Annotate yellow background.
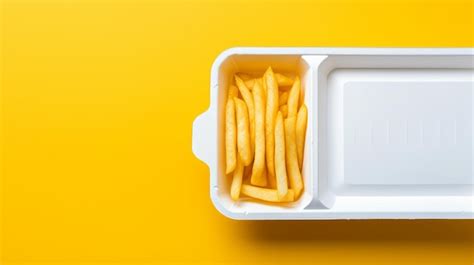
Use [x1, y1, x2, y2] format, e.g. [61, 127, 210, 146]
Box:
[1, 0, 473, 264]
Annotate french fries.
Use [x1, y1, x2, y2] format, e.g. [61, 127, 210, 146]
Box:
[234, 98, 252, 166]
[230, 156, 244, 200]
[225, 67, 307, 204]
[274, 112, 288, 199]
[235, 75, 255, 160]
[296, 105, 308, 169]
[244, 73, 294, 90]
[275, 73, 294, 87]
[225, 98, 237, 174]
[284, 117, 303, 197]
[241, 184, 295, 202]
[287, 77, 300, 118]
[264, 67, 279, 181]
[250, 80, 267, 187]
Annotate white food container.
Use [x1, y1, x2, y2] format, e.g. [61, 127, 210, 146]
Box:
[193, 47, 473, 220]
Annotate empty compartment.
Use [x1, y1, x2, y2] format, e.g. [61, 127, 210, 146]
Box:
[314, 54, 473, 213]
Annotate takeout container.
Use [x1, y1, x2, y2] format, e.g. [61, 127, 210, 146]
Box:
[193, 48, 474, 220]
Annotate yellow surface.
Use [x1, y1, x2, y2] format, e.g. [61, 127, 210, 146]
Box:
[1, 0, 473, 264]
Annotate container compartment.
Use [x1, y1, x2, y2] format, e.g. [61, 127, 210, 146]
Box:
[211, 54, 314, 218]
[312, 54, 473, 213]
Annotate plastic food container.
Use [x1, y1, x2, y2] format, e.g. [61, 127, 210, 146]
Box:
[192, 47, 473, 220]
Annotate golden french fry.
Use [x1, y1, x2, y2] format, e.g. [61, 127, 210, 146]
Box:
[234, 98, 252, 166]
[266, 97, 277, 187]
[235, 75, 255, 160]
[274, 112, 288, 199]
[284, 117, 303, 198]
[247, 74, 293, 90]
[245, 75, 292, 91]
[279, 91, 289, 106]
[225, 99, 237, 174]
[280, 104, 288, 118]
[250, 80, 267, 187]
[296, 105, 308, 169]
[241, 184, 294, 202]
[228, 85, 239, 100]
[245, 78, 263, 91]
[287, 76, 300, 118]
[264, 67, 279, 179]
[275, 73, 294, 87]
[230, 156, 244, 200]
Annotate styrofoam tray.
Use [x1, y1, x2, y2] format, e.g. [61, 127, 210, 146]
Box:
[193, 48, 474, 220]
